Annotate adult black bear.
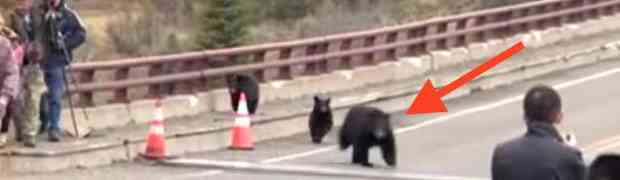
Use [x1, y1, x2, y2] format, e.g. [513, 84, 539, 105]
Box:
[308, 95, 332, 144]
[226, 74, 260, 115]
[339, 106, 396, 167]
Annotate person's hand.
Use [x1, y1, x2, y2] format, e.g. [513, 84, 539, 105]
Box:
[0, 96, 8, 119]
[564, 133, 578, 147]
[0, 95, 8, 107]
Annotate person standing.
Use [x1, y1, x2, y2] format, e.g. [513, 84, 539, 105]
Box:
[491, 85, 586, 180]
[7, 0, 47, 147]
[0, 29, 21, 148]
[41, 0, 85, 142]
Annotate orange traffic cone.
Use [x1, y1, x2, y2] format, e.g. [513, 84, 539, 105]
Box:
[142, 99, 167, 160]
[229, 93, 254, 150]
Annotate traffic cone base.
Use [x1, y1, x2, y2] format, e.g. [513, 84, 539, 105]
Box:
[229, 93, 255, 150]
[142, 99, 168, 160]
[144, 132, 167, 159]
[229, 126, 254, 150]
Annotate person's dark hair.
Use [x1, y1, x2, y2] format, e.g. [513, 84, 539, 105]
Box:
[523, 85, 561, 123]
[589, 154, 620, 180]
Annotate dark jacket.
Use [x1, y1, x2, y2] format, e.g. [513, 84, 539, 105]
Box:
[42, 1, 86, 69]
[492, 121, 586, 180]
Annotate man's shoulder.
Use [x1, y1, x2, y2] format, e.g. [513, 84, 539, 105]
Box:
[495, 136, 526, 151]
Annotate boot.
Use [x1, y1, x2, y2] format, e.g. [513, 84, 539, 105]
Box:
[49, 130, 61, 142]
[0, 133, 7, 148]
[23, 135, 36, 148]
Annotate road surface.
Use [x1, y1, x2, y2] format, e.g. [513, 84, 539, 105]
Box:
[9, 59, 620, 180]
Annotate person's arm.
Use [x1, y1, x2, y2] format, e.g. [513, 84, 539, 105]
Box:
[0, 64, 19, 100]
[491, 146, 503, 180]
[62, 9, 86, 51]
[562, 151, 587, 180]
[0, 40, 19, 100]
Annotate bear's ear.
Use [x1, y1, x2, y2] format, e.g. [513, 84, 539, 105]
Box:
[326, 97, 330, 104]
[314, 95, 320, 102]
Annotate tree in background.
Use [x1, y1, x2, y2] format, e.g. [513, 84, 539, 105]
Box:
[196, 0, 247, 50]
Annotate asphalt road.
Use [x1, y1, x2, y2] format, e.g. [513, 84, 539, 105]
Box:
[9, 60, 620, 180]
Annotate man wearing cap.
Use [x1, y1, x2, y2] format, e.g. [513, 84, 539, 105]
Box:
[40, 0, 85, 142]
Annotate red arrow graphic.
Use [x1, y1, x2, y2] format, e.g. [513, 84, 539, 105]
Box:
[406, 41, 525, 115]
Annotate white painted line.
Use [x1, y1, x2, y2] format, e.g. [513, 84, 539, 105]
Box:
[583, 134, 620, 152]
[588, 140, 620, 155]
[171, 170, 224, 180]
[553, 68, 620, 89]
[167, 159, 489, 180]
[263, 68, 620, 164]
[261, 146, 339, 164]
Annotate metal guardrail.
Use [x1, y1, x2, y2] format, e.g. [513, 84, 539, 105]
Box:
[68, 0, 620, 106]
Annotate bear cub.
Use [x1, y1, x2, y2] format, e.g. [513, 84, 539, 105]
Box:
[308, 94, 333, 144]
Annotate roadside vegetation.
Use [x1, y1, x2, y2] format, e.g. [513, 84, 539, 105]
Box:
[1, 0, 537, 62]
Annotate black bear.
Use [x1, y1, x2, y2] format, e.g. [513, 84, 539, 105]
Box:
[226, 74, 260, 115]
[308, 94, 332, 144]
[339, 106, 396, 167]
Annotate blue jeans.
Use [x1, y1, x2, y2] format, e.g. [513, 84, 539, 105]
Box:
[44, 67, 65, 132]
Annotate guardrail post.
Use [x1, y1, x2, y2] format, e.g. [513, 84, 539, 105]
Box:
[305, 45, 318, 75]
[428, 22, 448, 51]
[339, 39, 353, 69]
[147, 64, 163, 97]
[192, 58, 209, 92]
[175, 61, 196, 94]
[406, 27, 427, 56]
[550, 2, 564, 27]
[253, 51, 267, 82]
[577, 0, 588, 22]
[277, 48, 293, 79]
[362, 36, 377, 65]
[77, 70, 94, 106]
[498, 11, 514, 38]
[464, 17, 476, 44]
[587, 0, 601, 19]
[111, 68, 129, 103]
[317, 43, 330, 73]
[385, 32, 399, 60]
[447, 19, 467, 48]
[603, 1, 615, 16]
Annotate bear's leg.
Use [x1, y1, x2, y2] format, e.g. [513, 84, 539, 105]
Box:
[247, 99, 259, 115]
[380, 133, 397, 167]
[310, 123, 321, 144]
[353, 141, 372, 167]
[339, 131, 350, 150]
[230, 93, 240, 112]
